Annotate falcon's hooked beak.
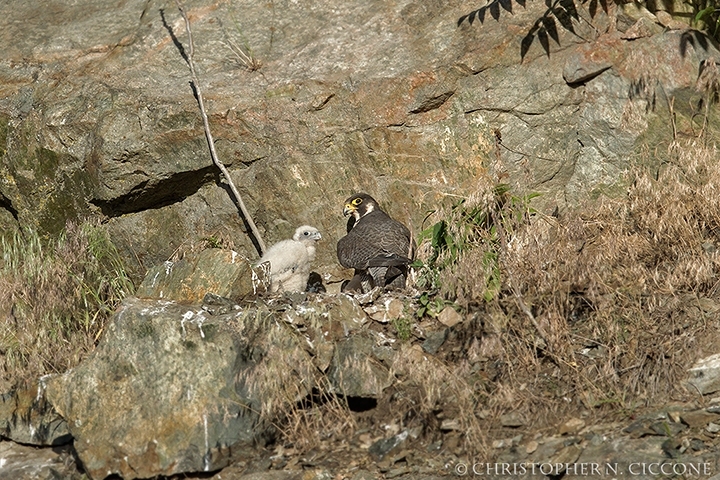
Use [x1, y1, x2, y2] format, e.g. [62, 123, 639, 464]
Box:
[343, 203, 356, 217]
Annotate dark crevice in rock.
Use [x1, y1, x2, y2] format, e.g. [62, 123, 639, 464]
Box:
[0, 193, 19, 221]
[310, 93, 335, 111]
[410, 91, 455, 114]
[346, 396, 378, 413]
[239, 155, 268, 166]
[296, 390, 378, 414]
[159, 8, 188, 65]
[564, 65, 612, 86]
[91, 165, 220, 217]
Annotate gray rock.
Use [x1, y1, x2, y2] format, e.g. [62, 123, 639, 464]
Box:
[571, 436, 715, 480]
[437, 307, 462, 328]
[549, 444, 582, 474]
[0, 381, 70, 446]
[350, 472, 377, 480]
[559, 417, 586, 435]
[649, 420, 687, 437]
[38, 280, 405, 480]
[422, 329, 448, 355]
[680, 409, 720, 429]
[0, 441, 82, 480]
[500, 412, 525, 428]
[687, 353, 720, 395]
[209, 470, 306, 480]
[45, 296, 314, 480]
[369, 429, 410, 461]
[136, 248, 268, 302]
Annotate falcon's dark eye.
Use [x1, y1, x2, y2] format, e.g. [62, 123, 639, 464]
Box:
[352, 198, 363, 206]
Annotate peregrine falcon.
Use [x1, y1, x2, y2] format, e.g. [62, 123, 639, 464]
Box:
[336, 193, 414, 293]
[256, 225, 322, 293]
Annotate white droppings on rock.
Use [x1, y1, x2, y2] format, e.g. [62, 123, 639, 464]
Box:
[36, 374, 51, 402]
[203, 415, 210, 472]
[195, 311, 207, 339]
[296, 305, 317, 316]
[251, 263, 271, 295]
[180, 310, 207, 339]
[180, 311, 194, 337]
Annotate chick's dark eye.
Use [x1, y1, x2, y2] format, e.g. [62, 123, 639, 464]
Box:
[304, 231, 309, 236]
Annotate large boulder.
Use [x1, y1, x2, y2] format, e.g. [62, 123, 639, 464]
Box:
[42, 278, 404, 479]
[45, 296, 297, 479]
[136, 248, 269, 302]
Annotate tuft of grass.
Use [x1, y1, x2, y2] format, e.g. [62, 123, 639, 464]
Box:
[390, 343, 486, 454]
[0, 220, 134, 389]
[392, 314, 415, 341]
[222, 11, 263, 72]
[281, 376, 357, 451]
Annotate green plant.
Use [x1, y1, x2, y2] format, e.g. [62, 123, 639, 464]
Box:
[414, 184, 539, 303]
[202, 235, 224, 249]
[693, 0, 720, 37]
[416, 292, 441, 318]
[392, 315, 415, 341]
[460, 0, 720, 58]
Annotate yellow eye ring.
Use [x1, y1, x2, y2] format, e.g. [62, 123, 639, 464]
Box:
[352, 198, 363, 205]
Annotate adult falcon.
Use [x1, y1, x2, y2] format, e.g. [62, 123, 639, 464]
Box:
[336, 193, 414, 292]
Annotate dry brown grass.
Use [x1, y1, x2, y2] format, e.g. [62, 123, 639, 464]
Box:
[281, 375, 358, 451]
[421, 138, 720, 442]
[390, 343, 487, 452]
[236, 309, 357, 451]
[0, 220, 134, 390]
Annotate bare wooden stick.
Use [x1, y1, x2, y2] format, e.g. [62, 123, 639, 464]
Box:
[174, 0, 266, 255]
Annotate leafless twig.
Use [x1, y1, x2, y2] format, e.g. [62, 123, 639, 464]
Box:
[174, 0, 266, 255]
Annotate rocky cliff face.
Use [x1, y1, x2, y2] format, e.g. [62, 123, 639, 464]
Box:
[4, 2, 720, 479]
[1, 0, 718, 280]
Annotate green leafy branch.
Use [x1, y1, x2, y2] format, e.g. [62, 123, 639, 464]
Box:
[694, 0, 720, 37]
[413, 184, 540, 312]
[460, 0, 720, 59]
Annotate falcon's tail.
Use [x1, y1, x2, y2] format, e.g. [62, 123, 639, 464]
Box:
[366, 253, 412, 267]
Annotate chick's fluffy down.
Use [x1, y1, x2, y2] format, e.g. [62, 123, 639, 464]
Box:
[257, 225, 321, 293]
